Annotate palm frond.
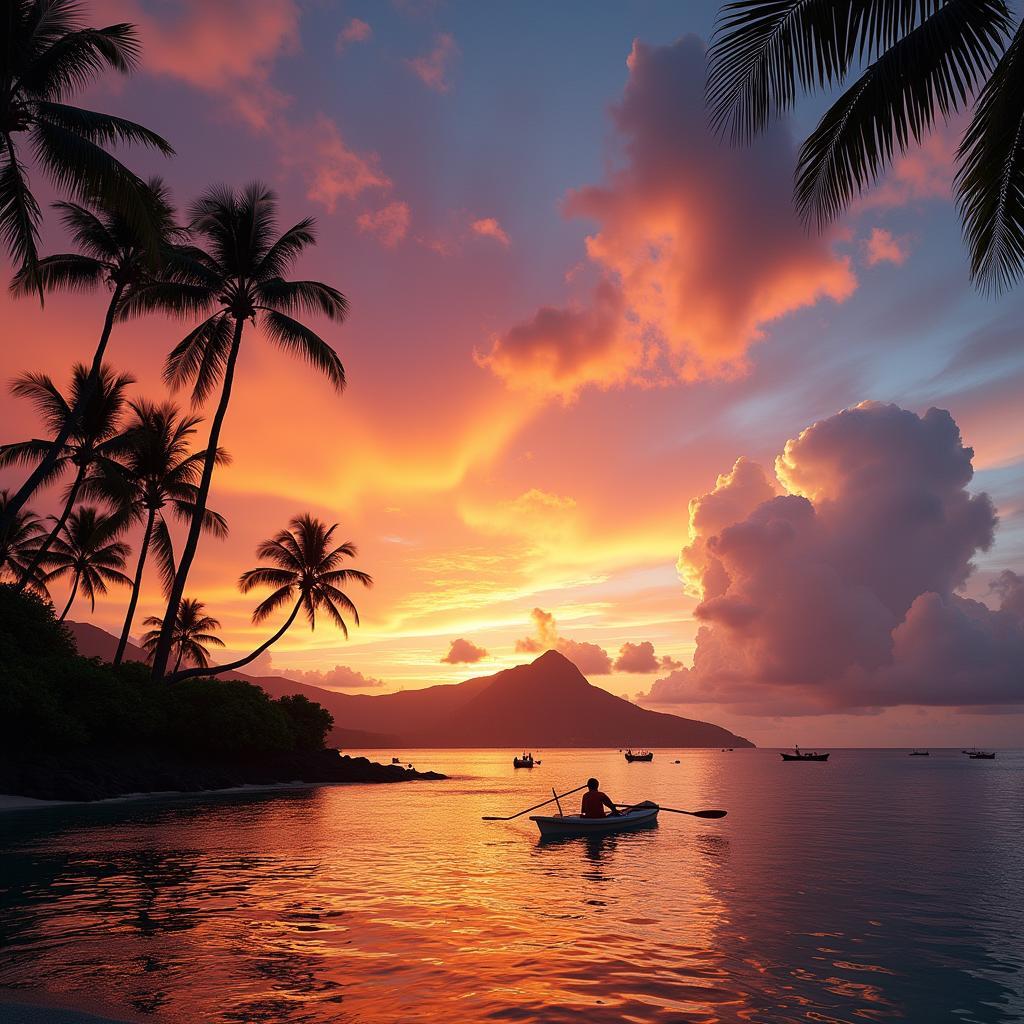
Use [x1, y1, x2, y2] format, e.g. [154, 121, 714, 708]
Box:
[163, 312, 232, 402]
[21, 23, 142, 99]
[239, 566, 296, 592]
[256, 217, 316, 278]
[10, 251, 104, 295]
[956, 21, 1024, 291]
[795, 0, 1011, 228]
[0, 141, 43, 277]
[258, 278, 349, 321]
[251, 585, 295, 624]
[259, 309, 346, 392]
[34, 102, 174, 155]
[9, 371, 69, 432]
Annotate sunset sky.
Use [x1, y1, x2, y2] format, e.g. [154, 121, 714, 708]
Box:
[2, 0, 1023, 746]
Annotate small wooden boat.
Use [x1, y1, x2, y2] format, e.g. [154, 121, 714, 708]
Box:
[780, 747, 829, 761]
[909, 749, 929, 756]
[625, 749, 653, 762]
[968, 751, 996, 759]
[391, 756, 400, 764]
[530, 802, 659, 838]
[513, 753, 535, 768]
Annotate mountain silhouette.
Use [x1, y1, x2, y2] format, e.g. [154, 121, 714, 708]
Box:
[66, 623, 753, 748]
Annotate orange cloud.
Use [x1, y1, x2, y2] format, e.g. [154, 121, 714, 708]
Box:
[441, 637, 489, 664]
[865, 228, 909, 267]
[471, 218, 510, 246]
[481, 37, 856, 398]
[613, 641, 682, 673]
[406, 32, 459, 92]
[357, 202, 411, 247]
[337, 17, 372, 51]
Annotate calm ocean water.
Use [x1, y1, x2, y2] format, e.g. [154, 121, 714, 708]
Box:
[1, 748, 1022, 1023]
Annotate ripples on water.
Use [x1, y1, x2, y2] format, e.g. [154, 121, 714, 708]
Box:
[1, 749, 1022, 1023]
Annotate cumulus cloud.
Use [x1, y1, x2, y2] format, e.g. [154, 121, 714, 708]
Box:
[357, 201, 411, 246]
[471, 218, 510, 246]
[865, 228, 909, 267]
[514, 608, 612, 674]
[480, 36, 855, 397]
[337, 17, 372, 51]
[406, 32, 459, 92]
[642, 402, 1024, 714]
[281, 664, 384, 689]
[613, 641, 682, 673]
[441, 638, 489, 664]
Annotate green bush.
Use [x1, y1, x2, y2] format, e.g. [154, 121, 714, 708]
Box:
[0, 586, 333, 756]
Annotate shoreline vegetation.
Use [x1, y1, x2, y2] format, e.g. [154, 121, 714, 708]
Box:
[0, 586, 444, 803]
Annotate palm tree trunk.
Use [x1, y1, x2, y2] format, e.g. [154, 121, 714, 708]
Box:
[59, 571, 81, 621]
[0, 282, 125, 537]
[16, 459, 87, 593]
[114, 507, 156, 665]
[173, 649, 182, 674]
[150, 316, 245, 681]
[171, 598, 302, 683]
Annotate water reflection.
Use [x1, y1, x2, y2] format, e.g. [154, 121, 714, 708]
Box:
[0, 749, 1022, 1023]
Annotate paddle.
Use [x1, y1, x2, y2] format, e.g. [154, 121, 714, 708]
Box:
[615, 802, 727, 819]
[482, 784, 588, 821]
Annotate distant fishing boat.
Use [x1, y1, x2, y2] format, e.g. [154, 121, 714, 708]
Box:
[780, 746, 829, 762]
[531, 802, 659, 838]
[625, 749, 653, 762]
[909, 749, 930, 756]
[968, 751, 996, 759]
[391, 756, 400, 764]
[513, 752, 535, 768]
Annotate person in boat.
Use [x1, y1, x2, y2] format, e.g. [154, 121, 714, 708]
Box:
[581, 777, 620, 818]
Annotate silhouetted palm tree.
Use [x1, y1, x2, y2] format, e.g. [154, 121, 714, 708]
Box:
[171, 514, 371, 682]
[0, 0, 173, 280]
[0, 489, 47, 590]
[0, 363, 133, 590]
[132, 183, 349, 680]
[140, 598, 224, 674]
[38, 505, 131, 620]
[80, 400, 229, 664]
[705, 1, 1024, 290]
[1, 179, 185, 536]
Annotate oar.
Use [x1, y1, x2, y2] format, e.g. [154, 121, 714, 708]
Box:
[482, 784, 588, 821]
[616, 802, 727, 819]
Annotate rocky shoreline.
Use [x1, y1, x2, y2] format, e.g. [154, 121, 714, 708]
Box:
[0, 748, 446, 803]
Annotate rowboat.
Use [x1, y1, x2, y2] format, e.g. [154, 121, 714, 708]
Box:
[968, 751, 996, 759]
[513, 754, 535, 768]
[625, 749, 653, 762]
[909, 749, 929, 756]
[780, 748, 829, 761]
[530, 802, 659, 838]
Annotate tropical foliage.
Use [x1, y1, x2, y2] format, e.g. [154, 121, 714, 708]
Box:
[0, 489, 46, 588]
[171, 514, 371, 682]
[128, 182, 349, 679]
[141, 597, 224, 675]
[0, 0, 173, 280]
[705, 0, 1024, 290]
[37, 505, 131, 620]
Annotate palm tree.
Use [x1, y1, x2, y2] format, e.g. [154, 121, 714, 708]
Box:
[0, 0, 174, 281]
[705, 1, 1024, 290]
[0, 489, 47, 590]
[0, 363, 133, 590]
[38, 505, 131, 620]
[170, 514, 371, 683]
[140, 598, 224, 675]
[1, 180, 185, 536]
[79, 400, 229, 665]
[131, 183, 349, 680]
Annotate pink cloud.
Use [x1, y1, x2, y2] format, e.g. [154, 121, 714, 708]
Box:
[281, 115, 392, 212]
[357, 201, 411, 247]
[613, 641, 682, 673]
[406, 32, 459, 93]
[513, 608, 611, 674]
[859, 126, 956, 211]
[865, 228, 909, 267]
[480, 37, 856, 397]
[337, 17, 372, 51]
[642, 403, 1023, 714]
[281, 664, 384, 690]
[471, 218, 510, 246]
[96, 0, 299, 130]
[441, 638, 489, 664]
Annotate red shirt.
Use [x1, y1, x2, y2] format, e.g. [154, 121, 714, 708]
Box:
[581, 789, 614, 818]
